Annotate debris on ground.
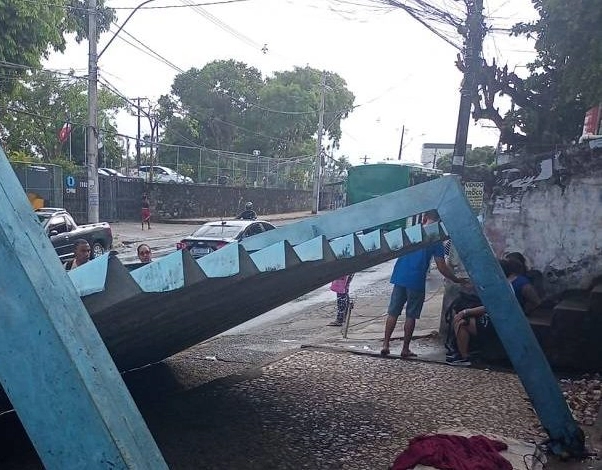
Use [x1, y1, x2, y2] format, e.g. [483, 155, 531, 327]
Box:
[560, 374, 602, 426]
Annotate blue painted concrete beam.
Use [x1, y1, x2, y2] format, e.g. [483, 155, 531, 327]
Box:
[241, 180, 443, 251]
[0, 149, 167, 469]
[437, 177, 584, 456]
[238, 175, 584, 456]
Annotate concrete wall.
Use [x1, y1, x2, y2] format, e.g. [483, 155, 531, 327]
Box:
[483, 144, 602, 294]
[147, 184, 313, 220]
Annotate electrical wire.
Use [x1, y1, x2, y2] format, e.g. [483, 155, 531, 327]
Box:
[178, 0, 263, 51]
[112, 24, 184, 72]
[0, 60, 89, 80]
[17, 0, 251, 12]
[106, 26, 185, 73]
[0, 105, 318, 162]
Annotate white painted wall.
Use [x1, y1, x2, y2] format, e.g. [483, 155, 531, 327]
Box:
[485, 174, 602, 294]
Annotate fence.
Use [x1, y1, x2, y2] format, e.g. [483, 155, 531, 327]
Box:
[141, 147, 316, 190]
[62, 169, 145, 224]
[12, 161, 320, 224]
[11, 162, 63, 209]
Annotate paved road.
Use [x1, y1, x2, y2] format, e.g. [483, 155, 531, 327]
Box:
[111, 217, 307, 263]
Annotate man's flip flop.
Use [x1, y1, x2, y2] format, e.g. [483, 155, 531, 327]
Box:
[380, 348, 390, 356]
[400, 351, 418, 358]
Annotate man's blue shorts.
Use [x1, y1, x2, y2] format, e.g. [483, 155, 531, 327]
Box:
[387, 285, 425, 319]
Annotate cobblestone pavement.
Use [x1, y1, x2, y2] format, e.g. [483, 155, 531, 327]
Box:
[2, 256, 601, 468]
[140, 350, 544, 470]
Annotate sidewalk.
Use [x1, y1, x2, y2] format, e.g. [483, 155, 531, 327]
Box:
[310, 272, 448, 362]
[158, 210, 316, 225]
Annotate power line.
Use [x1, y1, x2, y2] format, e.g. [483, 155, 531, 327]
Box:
[0, 60, 89, 80]
[178, 0, 263, 51]
[17, 0, 251, 12]
[108, 24, 185, 72]
[0, 104, 319, 161]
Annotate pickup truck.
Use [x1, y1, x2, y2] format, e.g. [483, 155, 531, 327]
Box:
[36, 208, 113, 262]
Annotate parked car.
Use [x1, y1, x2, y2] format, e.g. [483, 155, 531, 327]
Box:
[36, 208, 113, 261]
[136, 165, 193, 184]
[98, 167, 127, 178]
[176, 220, 276, 259]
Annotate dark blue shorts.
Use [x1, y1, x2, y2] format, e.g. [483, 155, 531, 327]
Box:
[387, 285, 425, 319]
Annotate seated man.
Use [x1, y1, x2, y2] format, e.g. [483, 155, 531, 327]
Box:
[448, 258, 541, 366]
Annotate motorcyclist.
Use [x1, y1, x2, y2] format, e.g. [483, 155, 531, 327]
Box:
[237, 201, 257, 220]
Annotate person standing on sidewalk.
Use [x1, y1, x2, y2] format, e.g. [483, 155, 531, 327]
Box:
[381, 210, 467, 358]
[141, 193, 151, 230]
[328, 274, 354, 326]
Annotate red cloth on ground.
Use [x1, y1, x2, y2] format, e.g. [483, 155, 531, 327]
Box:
[391, 434, 511, 470]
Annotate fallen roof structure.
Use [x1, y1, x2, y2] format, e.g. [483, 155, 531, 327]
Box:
[0, 143, 585, 467]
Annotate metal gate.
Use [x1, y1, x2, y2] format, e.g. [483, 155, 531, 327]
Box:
[11, 162, 63, 209]
[63, 174, 144, 224]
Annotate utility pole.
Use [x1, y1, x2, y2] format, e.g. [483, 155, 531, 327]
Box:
[451, 0, 484, 177]
[397, 125, 405, 160]
[86, 0, 99, 223]
[136, 97, 142, 169]
[312, 71, 326, 214]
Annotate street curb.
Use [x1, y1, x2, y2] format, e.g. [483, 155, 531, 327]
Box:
[157, 212, 315, 225]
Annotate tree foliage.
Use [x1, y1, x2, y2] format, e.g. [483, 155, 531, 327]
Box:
[470, 0, 601, 152]
[157, 61, 355, 185]
[0, 0, 115, 96]
[0, 72, 126, 164]
[516, 0, 602, 107]
[436, 145, 496, 172]
[159, 62, 355, 159]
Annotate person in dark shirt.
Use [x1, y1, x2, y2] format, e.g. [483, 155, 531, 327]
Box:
[64, 239, 91, 271]
[237, 201, 257, 220]
[449, 258, 541, 366]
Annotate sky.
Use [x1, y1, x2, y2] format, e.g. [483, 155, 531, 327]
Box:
[46, 0, 539, 166]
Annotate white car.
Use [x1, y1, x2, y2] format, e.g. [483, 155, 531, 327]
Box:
[176, 220, 276, 259]
[136, 165, 193, 184]
[98, 167, 127, 178]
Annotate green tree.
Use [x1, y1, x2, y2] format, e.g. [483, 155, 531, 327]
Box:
[469, 0, 601, 152]
[158, 62, 355, 184]
[0, 0, 115, 97]
[436, 146, 496, 173]
[1, 71, 126, 164]
[161, 60, 264, 151]
[244, 67, 355, 158]
[516, 0, 602, 107]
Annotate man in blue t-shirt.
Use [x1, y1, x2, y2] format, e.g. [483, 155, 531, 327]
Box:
[381, 210, 467, 358]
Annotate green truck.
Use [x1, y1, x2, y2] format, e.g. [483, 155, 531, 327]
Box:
[346, 163, 442, 230]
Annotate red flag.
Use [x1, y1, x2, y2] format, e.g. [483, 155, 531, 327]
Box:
[58, 121, 72, 143]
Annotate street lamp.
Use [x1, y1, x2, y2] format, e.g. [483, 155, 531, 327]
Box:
[87, 0, 158, 223]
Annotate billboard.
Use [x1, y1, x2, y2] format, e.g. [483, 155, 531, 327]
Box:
[582, 104, 602, 135]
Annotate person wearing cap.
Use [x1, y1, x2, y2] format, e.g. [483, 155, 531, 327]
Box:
[237, 201, 257, 220]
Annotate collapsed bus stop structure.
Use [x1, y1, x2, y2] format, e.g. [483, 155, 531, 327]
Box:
[0, 147, 584, 468]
